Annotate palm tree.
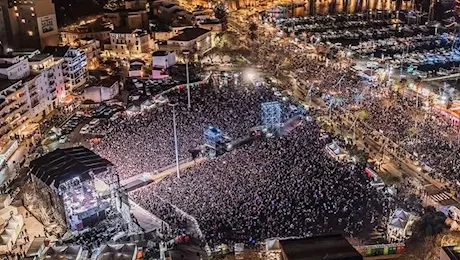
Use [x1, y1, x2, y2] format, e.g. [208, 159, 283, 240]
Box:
[349, 109, 368, 140]
[441, 82, 455, 109]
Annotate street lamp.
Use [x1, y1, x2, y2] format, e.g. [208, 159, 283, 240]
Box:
[182, 50, 191, 110]
[169, 102, 180, 179]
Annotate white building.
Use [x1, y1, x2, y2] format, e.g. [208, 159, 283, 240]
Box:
[28, 52, 65, 118]
[166, 27, 212, 56]
[0, 56, 30, 80]
[109, 28, 150, 58]
[128, 59, 145, 78]
[0, 80, 29, 167]
[76, 38, 101, 70]
[152, 51, 176, 69]
[42, 46, 87, 93]
[0, 51, 65, 169]
[83, 77, 120, 103]
[387, 209, 418, 243]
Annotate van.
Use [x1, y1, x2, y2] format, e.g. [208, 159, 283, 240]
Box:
[89, 118, 100, 126]
[80, 124, 90, 134]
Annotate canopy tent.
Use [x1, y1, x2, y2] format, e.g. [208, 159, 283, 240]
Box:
[126, 105, 140, 116]
[140, 100, 155, 111]
[43, 245, 82, 260]
[0, 214, 24, 253]
[97, 244, 137, 260]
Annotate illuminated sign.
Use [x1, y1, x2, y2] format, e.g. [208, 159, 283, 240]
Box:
[37, 15, 57, 36]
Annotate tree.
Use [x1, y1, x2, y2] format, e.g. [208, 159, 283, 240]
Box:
[249, 22, 258, 41]
[104, 0, 122, 11]
[214, 3, 228, 29]
[441, 82, 455, 109]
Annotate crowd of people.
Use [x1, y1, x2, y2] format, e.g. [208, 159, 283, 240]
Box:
[93, 84, 276, 180]
[130, 121, 394, 246]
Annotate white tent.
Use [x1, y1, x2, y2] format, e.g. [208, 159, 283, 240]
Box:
[140, 100, 155, 111]
[387, 209, 418, 243]
[97, 244, 137, 260]
[44, 245, 83, 260]
[126, 106, 140, 116]
[0, 214, 23, 253]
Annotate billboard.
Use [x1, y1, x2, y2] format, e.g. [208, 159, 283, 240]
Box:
[37, 14, 57, 36]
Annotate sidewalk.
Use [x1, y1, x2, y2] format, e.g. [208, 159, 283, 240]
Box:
[0, 144, 28, 186]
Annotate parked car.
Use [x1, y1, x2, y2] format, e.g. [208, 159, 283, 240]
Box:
[80, 124, 90, 134]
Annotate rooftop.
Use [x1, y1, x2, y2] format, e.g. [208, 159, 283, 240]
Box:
[443, 246, 460, 260]
[61, 19, 112, 33]
[129, 64, 143, 71]
[28, 53, 52, 62]
[0, 79, 21, 93]
[152, 50, 170, 57]
[0, 62, 15, 69]
[168, 27, 210, 42]
[278, 235, 363, 260]
[88, 77, 119, 88]
[200, 19, 221, 25]
[29, 146, 113, 188]
[112, 27, 147, 36]
[42, 46, 70, 58]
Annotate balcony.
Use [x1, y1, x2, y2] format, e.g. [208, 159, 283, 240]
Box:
[0, 124, 12, 137]
[29, 91, 38, 99]
[5, 86, 25, 99]
[31, 99, 39, 108]
[49, 87, 56, 94]
[8, 102, 27, 115]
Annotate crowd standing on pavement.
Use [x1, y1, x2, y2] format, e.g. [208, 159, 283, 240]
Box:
[93, 84, 275, 180]
[129, 121, 423, 246]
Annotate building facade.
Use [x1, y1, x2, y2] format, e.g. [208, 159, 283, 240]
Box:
[152, 50, 176, 69]
[109, 28, 150, 58]
[28, 52, 64, 118]
[0, 0, 58, 52]
[60, 19, 112, 46]
[42, 46, 87, 93]
[166, 27, 212, 56]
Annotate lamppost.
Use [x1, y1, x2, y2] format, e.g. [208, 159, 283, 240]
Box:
[169, 102, 180, 179]
[182, 50, 191, 110]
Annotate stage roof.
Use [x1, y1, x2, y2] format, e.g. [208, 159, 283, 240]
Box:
[97, 244, 137, 260]
[30, 146, 113, 188]
[279, 235, 363, 260]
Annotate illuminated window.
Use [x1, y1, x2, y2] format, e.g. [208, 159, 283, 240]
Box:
[15, 12, 19, 17]
[31, 13, 35, 16]
[30, 6, 33, 11]
[13, 6, 17, 10]
[21, 19, 25, 23]
[27, 30, 33, 36]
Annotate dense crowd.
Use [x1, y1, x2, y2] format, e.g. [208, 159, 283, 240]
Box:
[130, 121, 392, 245]
[350, 88, 460, 182]
[93, 84, 275, 180]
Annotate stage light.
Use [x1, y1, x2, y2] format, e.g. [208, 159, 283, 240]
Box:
[244, 70, 256, 81]
[77, 194, 85, 201]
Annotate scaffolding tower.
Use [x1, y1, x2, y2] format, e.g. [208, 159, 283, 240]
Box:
[261, 101, 282, 134]
[204, 126, 222, 158]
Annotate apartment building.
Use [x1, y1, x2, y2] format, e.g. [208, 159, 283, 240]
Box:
[0, 51, 64, 168]
[0, 55, 31, 166]
[0, 79, 28, 168]
[0, 0, 58, 52]
[165, 27, 212, 56]
[108, 28, 150, 58]
[74, 38, 101, 70]
[28, 52, 64, 118]
[42, 46, 87, 93]
[60, 19, 112, 46]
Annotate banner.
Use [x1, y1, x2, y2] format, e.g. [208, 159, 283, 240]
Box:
[37, 15, 57, 36]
